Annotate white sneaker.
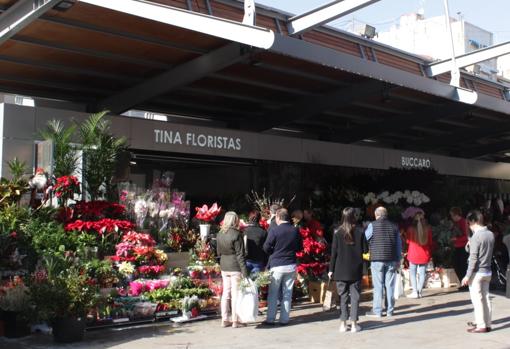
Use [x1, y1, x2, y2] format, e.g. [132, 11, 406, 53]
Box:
[339, 321, 348, 333]
[406, 292, 419, 299]
[351, 323, 362, 333]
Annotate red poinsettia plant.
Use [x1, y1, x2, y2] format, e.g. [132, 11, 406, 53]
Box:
[65, 218, 134, 236]
[195, 203, 221, 223]
[73, 201, 126, 221]
[53, 175, 81, 205]
[111, 231, 167, 278]
[296, 227, 329, 281]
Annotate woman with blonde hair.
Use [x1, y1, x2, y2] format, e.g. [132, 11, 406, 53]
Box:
[216, 211, 248, 328]
[405, 209, 433, 298]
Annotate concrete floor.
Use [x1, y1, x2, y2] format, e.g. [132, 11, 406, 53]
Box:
[1, 288, 509, 349]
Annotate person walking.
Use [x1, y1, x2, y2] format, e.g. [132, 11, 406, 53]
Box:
[405, 209, 433, 299]
[462, 210, 495, 334]
[263, 208, 303, 325]
[216, 211, 248, 328]
[244, 210, 267, 275]
[450, 207, 470, 291]
[364, 206, 402, 318]
[328, 207, 367, 333]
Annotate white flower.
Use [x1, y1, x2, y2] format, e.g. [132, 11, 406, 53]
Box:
[364, 192, 376, 205]
[371, 198, 378, 205]
[118, 262, 135, 276]
[404, 190, 411, 198]
[134, 199, 147, 215]
[411, 190, 420, 198]
[378, 191, 390, 199]
[383, 196, 393, 204]
[394, 191, 403, 199]
[422, 195, 430, 203]
[414, 198, 422, 206]
[407, 196, 413, 204]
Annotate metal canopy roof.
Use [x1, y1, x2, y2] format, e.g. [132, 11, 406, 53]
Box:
[1, 0, 510, 163]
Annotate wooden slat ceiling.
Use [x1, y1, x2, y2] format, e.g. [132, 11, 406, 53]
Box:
[0, 0, 509, 162]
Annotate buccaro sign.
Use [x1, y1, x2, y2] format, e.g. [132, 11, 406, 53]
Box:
[401, 156, 432, 169]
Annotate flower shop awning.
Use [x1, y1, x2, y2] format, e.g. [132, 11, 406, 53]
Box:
[1, 0, 510, 162]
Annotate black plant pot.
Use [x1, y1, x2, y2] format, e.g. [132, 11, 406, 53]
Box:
[1, 311, 31, 338]
[52, 317, 85, 343]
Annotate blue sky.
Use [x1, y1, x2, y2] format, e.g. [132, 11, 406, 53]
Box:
[257, 0, 510, 43]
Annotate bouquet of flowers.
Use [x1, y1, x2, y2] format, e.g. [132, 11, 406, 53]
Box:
[246, 189, 295, 219]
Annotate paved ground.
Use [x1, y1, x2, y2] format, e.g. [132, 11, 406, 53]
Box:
[2, 288, 510, 349]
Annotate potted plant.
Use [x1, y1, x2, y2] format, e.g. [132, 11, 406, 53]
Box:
[29, 266, 98, 343]
[0, 277, 31, 338]
[181, 295, 200, 319]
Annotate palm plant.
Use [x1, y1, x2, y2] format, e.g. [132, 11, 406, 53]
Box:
[40, 120, 79, 178]
[79, 111, 127, 201]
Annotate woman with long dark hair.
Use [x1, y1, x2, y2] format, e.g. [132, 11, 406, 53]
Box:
[328, 207, 367, 333]
[405, 209, 433, 299]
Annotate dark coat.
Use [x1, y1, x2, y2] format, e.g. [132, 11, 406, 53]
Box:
[263, 222, 302, 269]
[244, 224, 268, 264]
[329, 226, 367, 281]
[216, 228, 248, 277]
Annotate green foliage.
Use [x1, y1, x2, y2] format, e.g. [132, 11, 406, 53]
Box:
[22, 218, 76, 277]
[0, 158, 30, 207]
[29, 266, 99, 321]
[79, 111, 127, 201]
[6, 157, 28, 185]
[0, 205, 33, 271]
[83, 258, 119, 287]
[431, 220, 455, 268]
[142, 286, 212, 303]
[40, 120, 79, 177]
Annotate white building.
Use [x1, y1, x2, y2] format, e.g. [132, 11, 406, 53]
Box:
[373, 13, 498, 80]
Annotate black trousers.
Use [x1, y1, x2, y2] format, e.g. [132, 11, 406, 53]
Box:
[453, 247, 469, 282]
[336, 280, 361, 321]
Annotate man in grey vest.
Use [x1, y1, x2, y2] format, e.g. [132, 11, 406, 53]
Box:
[364, 206, 402, 317]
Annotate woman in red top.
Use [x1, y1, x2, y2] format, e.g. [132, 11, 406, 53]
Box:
[405, 210, 433, 299]
[450, 207, 469, 291]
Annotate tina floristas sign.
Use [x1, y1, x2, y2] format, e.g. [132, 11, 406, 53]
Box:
[153, 129, 242, 151]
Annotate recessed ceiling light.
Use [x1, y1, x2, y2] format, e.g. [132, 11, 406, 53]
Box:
[53, 0, 76, 12]
[362, 139, 377, 143]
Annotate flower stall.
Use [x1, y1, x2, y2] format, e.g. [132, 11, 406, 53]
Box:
[0, 114, 224, 343]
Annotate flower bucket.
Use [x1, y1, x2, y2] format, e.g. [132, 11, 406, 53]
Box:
[52, 317, 85, 343]
[2, 311, 30, 338]
[199, 224, 211, 240]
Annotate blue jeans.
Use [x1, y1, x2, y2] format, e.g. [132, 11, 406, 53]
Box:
[266, 270, 295, 324]
[246, 260, 265, 276]
[409, 263, 426, 294]
[371, 261, 397, 315]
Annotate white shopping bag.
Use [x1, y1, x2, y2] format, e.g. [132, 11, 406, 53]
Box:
[394, 271, 405, 300]
[236, 278, 259, 323]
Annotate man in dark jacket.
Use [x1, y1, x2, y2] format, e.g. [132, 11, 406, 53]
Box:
[263, 208, 303, 325]
[364, 206, 402, 318]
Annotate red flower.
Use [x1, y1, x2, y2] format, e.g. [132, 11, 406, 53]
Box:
[9, 231, 17, 239]
[259, 219, 269, 230]
[195, 203, 221, 222]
